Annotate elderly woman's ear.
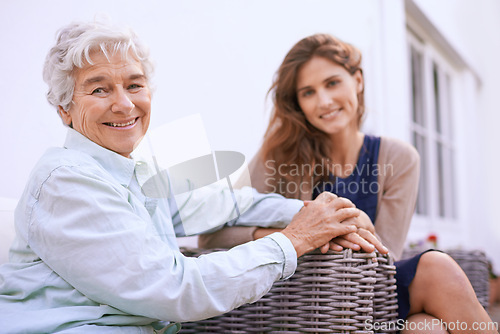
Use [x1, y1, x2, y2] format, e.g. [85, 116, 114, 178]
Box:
[58, 105, 72, 127]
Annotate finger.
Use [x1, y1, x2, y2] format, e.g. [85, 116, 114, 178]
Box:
[314, 192, 338, 203]
[334, 223, 358, 237]
[342, 217, 362, 228]
[303, 200, 312, 207]
[329, 241, 344, 252]
[334, 207, 360, 222]
[357, 229, 389, 254]
[342, 233, 375, 253]
[332, 235, 361, 251]
[330, 197, 356, 210]
[320, 243, 330, 254]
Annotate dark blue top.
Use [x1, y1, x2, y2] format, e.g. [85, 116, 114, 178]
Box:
[312, 135, 381, 223]
[312, 135, 424, 321]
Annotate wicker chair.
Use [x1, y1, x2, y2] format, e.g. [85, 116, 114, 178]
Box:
[180, 248, 399, 334]
[402, 248, 490, 310]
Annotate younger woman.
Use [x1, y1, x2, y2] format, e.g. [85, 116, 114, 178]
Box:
[199, 34, 496, 333]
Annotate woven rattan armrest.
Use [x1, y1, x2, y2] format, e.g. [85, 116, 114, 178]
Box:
[180, 248, 399, 334]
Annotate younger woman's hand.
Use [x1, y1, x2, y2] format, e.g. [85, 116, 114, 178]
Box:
[347, 210, 375, 234]
[329, 228, 388, 254]
[312, 200, 382, 254]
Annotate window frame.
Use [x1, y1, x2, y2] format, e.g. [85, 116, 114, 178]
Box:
[406, 24, 459, 231]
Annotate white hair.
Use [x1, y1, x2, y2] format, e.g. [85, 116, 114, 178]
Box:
[43, 20, 154, 112]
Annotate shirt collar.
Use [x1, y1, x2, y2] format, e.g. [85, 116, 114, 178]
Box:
[63, 128, 136, 187]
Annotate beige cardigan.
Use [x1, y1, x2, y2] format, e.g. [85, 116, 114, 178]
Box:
[198, 136, 420, 261]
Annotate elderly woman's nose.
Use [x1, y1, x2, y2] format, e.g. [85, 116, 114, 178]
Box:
[111, 86, 134, 113]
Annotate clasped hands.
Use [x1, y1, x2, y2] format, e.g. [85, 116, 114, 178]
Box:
[281, 192, 388, 258]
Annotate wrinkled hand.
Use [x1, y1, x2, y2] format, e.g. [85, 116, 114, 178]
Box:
[281, 193, 359, 257]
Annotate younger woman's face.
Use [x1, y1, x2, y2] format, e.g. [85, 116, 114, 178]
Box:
[296, 56, 363, 136]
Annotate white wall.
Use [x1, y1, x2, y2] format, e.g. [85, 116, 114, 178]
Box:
[0, 0, 384, 200]
[412, 0, 500, 271]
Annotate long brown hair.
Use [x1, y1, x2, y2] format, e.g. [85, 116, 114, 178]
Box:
[260, 34, 365, 198]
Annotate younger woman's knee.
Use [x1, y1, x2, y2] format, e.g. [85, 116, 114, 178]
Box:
[403, 313, 449, 334]
[418, 251, 470, 288]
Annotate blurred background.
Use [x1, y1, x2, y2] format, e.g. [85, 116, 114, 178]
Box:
[1, 0, 499, 312]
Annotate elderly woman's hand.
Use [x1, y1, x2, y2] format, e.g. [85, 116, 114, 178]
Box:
[281, 193, 359, 257]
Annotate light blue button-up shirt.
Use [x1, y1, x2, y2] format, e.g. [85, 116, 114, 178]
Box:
[0, 129, 303, 333]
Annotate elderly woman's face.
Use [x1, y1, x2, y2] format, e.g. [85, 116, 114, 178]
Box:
[59, 50, 151, 157]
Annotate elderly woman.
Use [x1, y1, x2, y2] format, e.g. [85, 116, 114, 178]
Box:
[0, 21, 377, 333]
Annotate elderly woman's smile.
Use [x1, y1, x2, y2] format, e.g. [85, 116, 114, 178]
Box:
[104, 118, 138, 128]
[59, 50, 151, 158]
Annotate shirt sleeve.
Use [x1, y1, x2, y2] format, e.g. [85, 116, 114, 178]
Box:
[170, 176, 303, 236]
[193, 188, 303, 249]
[197, 150, 305, 250]
[27, 165, 297, 322]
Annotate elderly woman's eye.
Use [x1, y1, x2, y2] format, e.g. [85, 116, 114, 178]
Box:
[128, 84, 142, 90]
[91, 88, 105, 95]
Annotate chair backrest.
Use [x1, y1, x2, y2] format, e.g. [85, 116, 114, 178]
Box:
[0, 198, 17, 265]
